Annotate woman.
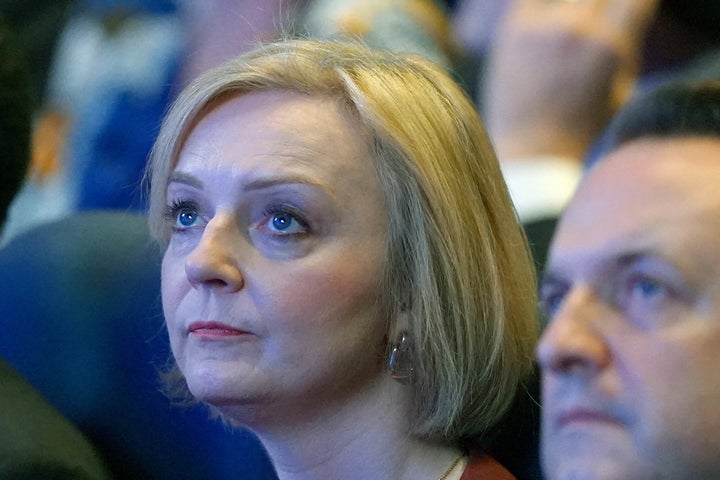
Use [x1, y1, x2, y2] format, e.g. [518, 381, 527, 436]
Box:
[147, 38, 538, 479]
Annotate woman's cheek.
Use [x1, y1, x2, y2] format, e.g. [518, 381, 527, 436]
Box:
[161, 253, 191, 341]
[262, 261, 383, 332]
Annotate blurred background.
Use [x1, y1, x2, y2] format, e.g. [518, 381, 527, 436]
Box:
[0, 0, 718, 478]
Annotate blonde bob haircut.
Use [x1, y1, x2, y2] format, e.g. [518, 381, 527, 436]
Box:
[147, 38, 538, 444]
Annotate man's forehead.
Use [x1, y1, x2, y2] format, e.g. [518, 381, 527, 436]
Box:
[572, 137, 720, 217]
[588, 136, 720, 185]
[548, 137, 720, 274]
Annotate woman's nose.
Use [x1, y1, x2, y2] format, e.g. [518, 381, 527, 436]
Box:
[536, 287, 612, 377]
[184, 218, 244, 292]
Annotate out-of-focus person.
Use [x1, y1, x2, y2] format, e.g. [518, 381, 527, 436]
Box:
[538, 80, 720, 480]
[0, 15, 112, 480]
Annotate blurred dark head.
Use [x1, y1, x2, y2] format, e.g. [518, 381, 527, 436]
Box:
[662, 0, 720, 44]
[0, 16, 32, 225]
[588, 80, 720, 169]
[0, 0, 75, 107]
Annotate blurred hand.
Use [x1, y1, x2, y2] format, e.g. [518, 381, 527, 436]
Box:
[483, 0, 660, 162]
[452, 0, 511, 58]
[178, 0, 308, 87]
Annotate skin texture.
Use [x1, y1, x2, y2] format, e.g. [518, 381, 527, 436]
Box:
[538, 137, 720, 479]
[160, 89, 465, 479]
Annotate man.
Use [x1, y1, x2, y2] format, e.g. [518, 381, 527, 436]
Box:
[537, 80, 720, 479]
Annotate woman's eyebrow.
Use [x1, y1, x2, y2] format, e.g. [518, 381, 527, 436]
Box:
[242, 174, 336, 197]
[168, 169, 338, 200]
[168, 171, 203, 189]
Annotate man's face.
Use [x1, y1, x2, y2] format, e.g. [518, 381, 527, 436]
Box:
[537, 137, 720, 480]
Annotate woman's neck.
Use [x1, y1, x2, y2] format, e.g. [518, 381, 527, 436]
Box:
[225, 374, 463, 480]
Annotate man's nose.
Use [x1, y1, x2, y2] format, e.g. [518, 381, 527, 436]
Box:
[536, 286, 612, 377]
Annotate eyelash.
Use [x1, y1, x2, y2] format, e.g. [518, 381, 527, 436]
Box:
[162, 200, 311, 238]
[621, 273, 673, 309]
[259, 204, 311, 237]
[163, 199, 201, 232]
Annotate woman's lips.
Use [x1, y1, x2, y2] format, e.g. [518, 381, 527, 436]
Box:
[188, 321, 250, 338]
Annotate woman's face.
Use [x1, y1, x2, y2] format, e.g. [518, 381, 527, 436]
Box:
[161, 90, 390, 422]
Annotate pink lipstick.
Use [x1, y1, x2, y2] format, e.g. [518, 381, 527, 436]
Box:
[188, 321, 250, 338]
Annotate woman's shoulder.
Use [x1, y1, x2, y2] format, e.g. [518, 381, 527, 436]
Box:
[460, 450, 516, 480]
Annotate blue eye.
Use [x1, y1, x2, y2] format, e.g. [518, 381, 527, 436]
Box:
[258, 206, 309, 237]
[271, 212, 294, 231]
[539, 277, 569, 319]
[177, 208, 198, 227]
[628, 276, 665, 301]
[163, 200, 201, 231]
[619, 272, 675, 322]
[266, 211, 306, 235]
[540, 289, 567, 319]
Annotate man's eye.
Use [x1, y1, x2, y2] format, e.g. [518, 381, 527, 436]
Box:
[539, 284, 568, 318]
[617, 269, 681, 323]
[626, 275, 667, 303]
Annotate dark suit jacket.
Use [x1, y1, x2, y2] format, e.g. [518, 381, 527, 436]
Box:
[0, 357, 111, 479]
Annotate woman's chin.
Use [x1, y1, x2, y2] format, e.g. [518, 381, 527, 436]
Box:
[194, 391, 276, 430]
[182, 364, 261, 405]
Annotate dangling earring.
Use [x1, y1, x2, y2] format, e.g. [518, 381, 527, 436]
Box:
[388, 331, 414, 384]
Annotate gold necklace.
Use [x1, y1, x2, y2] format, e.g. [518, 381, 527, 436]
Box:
[438, 453, 464, 480]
